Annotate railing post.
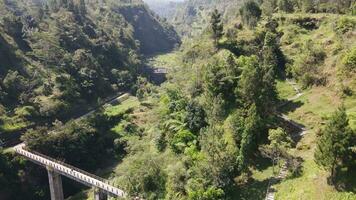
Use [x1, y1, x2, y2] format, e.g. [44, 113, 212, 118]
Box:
[47, 167, 64, 200]
[94, 187, 107, 200]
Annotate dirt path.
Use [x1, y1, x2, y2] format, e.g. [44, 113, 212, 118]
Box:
[265, 80, 307, 200]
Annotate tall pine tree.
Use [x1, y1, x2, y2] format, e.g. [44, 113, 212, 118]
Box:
[210, 9, 223, 47]
[314, 106, 354, 183]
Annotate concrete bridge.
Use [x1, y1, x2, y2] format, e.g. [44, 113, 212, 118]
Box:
[14, 143, 127, 200]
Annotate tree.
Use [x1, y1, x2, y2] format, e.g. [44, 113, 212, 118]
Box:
[2, 15, 23, 38]
[263, 31, 285, 70]
[314, 106, 354, 183]
[261, 128, 292, 174]
[300, 0, 314, 12]
[199, 125, 238, 189]
[237, 104, 261, 172]
[78, 0, 86, 15]
[260, 31, 282, 115]
[237, 56, 262, 106]
[116, 152, 167, 200]
[210, 9, 224, 47]
[3, 70, 27, 101]
[170, 129, 197, 154]
[261, 0, 277, 16]
[185, 101, 207, 133]
[239, 1, 262, 28]
[278, 0, 294, 13]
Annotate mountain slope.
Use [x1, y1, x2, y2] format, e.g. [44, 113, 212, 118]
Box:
[0, 0, 179, 135]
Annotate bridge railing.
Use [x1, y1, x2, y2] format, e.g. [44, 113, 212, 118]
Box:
[21, 146, 109, 184]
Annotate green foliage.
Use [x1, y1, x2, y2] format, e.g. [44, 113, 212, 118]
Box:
[259, 127, 292, 174]
[2, 14, 23, 38]
[2, 70, 27, 102]
[185, 101, 207, 133]
[239, 1, 262, 28]
[165, 161, 188, 199]
[278, 0, 294, 13]
[22, 119, 114, 170]
[104, 97, 140, 117]
[342, 47, 356, 71]
[116, 152, 167, 200]
[210, 9, 224, 46]
[262, 31, 286, 77]
[314, 106, 355, 182]
[335, 17, 356, 34]
[237, 104, 262, 172]
[0, 0, 179, 129]
[188, 186, 225, 200]
[237, 56, 262, 104]
[199, 126, 238, 188]
[261, 0, 277, 16]
[289, 40, 326, 88]
[170, 129, 197, 154]
[300, 0, 314, 13]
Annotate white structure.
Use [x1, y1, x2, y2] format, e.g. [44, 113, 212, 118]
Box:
[14, 143, 126, 200]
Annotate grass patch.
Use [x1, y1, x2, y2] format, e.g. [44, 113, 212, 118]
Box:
[147, 51, 181, 69]
[276, 80, 297, 100]
[276, 83, 356, 199]
[275, 159, 356, 200]
[280, 87, 342, 129]
[231, 157, 280, 200]
[344, 95, 356, 129]
[104, 96, 140, 117]
[0, 115, 30, 133]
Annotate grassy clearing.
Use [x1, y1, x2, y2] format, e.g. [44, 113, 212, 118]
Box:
[280, 85, 356, 130]
[275, 159, 356, 200]
[275, 80, 356, 200]
[276, 80, 297, 100]
[147, 51, 181, 69]
[231, 157, 281, 200]
[280, 86, 343, 129]
[275, 130, 356, 200]
[104, 96, 140, 117]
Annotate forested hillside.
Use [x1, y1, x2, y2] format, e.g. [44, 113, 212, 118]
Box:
[165, 0, 243, 37]
[0, 0, 179, 199]
[1, 0, 355, 200]
[143, 0, 184, 19]
[0, 0, 179, 136]
[100, 0, 354, 199]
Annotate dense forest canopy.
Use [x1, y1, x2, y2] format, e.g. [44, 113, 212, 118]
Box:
[0, 0, 355, 200]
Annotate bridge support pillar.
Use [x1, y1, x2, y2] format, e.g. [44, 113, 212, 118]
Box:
[94, 188, 107, 200]
[47, 167, 64, 200]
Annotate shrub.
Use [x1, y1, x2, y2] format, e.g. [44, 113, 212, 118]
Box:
[335, 17, 355, 34]
[342, 47, 356, 71]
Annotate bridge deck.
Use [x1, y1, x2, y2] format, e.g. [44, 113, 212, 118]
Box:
[14, 144, 126, 198]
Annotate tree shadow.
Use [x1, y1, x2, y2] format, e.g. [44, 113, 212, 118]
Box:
[251, 154, 274, 171]
[333, 166, 356, 193]
[228, 178, 270, 200]
[276, 116, 306, 144]
[278, 100, 304, 115]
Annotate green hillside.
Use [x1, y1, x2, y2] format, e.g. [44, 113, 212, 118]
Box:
[0, 0, 179, 135]
[1, 0, 355, 200]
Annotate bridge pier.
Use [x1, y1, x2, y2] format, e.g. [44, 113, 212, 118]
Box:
[94, 188, 107, 200]
[47, 167, 64, 200]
